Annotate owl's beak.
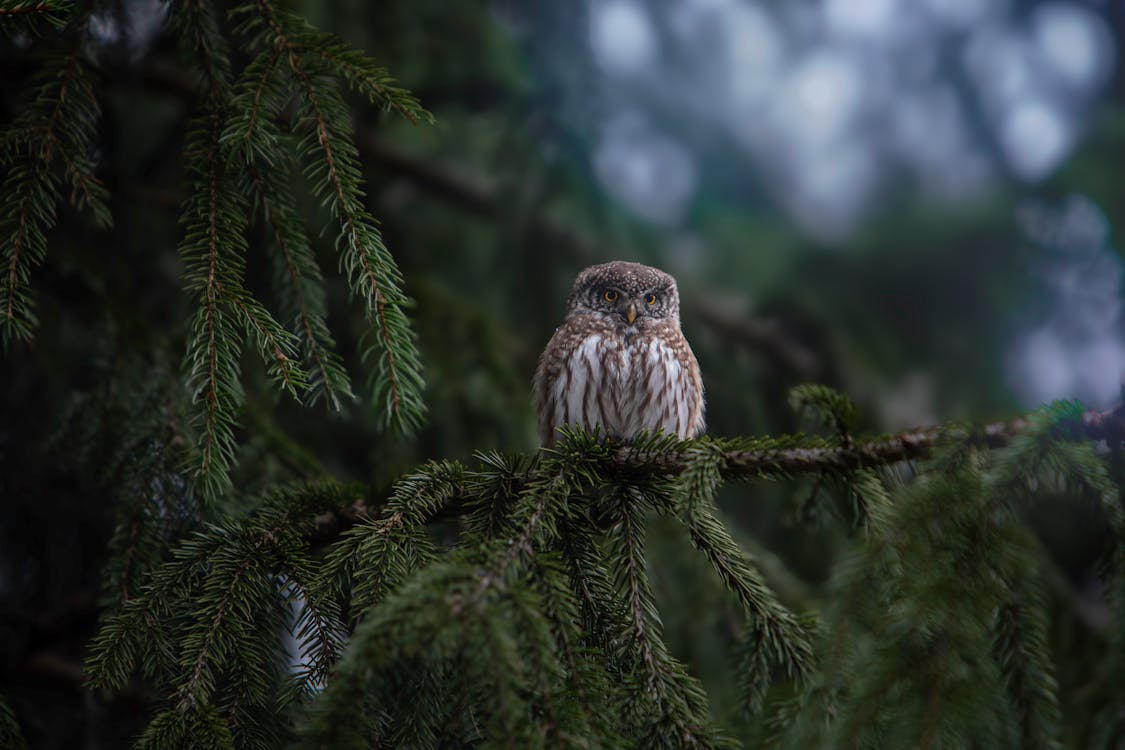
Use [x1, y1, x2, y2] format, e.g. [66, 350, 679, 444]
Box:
[625, 303, 637, 325]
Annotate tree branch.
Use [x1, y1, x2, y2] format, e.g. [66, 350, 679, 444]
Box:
[0, 3, 60, 17]
[352, 132, 825, 379]
[617, 403, 1125, 479]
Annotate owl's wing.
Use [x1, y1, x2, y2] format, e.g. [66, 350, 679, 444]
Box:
[669, 328, 706, 439]
[533, 318, 612, 447]
[687, 351, 706, 437]
[533, 325, 571, 447]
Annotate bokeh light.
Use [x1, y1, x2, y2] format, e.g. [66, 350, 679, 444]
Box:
[1008, 196, 1125, 408]
[525, 0, 1125, 414]
[588, 0, 658, 75]
[574, 0, 1116, 237]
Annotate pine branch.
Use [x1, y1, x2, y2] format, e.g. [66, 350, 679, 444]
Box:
[472, 593, 543, 747]
[0, 694, 27, 750]
[180, 112, 247, 502]
[0, 156, 55, 343]
[617, 401, 1125, 481]
[993, 589, 1063, 750]
[1, 13, 108, 344]
[986, 406, 1125, 750]
[304, 451, 604, 746]
[164, 0, 292, 505]
[530, 554, 621, 747]
[679, 505, 814, 694]
[170, 0, 232, 101]
[279, 551, 346, 695]
[227, 0, 432, 126]
[180, 104, 310, 501]
[844, 468, 893, 533]
[607, 488, 723, 748]
[292, 66, 420, 428]
[616, 496, 663, 701]
[56, 352, 216, 626]
[557, 520, 631, 658]
[300, 556, 486, 748]
[82, 397, 1125, 746]
[224, 288, 306, 399]
[176, 525, 268, 711]
[236, 0, 427, 433]
[0, 0, 67, 36]
[286, 32, 433, 125]
[249, 161, 354, 410]
[87, 529, 228, 693]
[0, 1, 65, 15]
[137, 705, 235, 750]
[377, 664, 458, 749]
[234, 46, 287, 152]
[462, 450, 535, 541]
[321, 460, 461, 620]
[222, 41, 356, 412]
[87, 482, 358, 745]
[811, 444, 1036, 748]
[789, 384, 858, 441]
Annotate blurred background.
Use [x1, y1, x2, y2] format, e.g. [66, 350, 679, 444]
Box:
[361, 0, 1125, 446]
[3, 0, 1125, 745]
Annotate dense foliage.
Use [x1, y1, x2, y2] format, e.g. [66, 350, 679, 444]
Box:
[3, 1, 1125, 748]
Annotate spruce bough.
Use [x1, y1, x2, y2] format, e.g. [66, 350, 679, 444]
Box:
[84, 398, 1125, 748]
[2, 2, 1123, 747]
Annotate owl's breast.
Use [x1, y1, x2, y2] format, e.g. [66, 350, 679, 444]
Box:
[619, 335, 685, 435]
[572, 332, 686, 438]
[536, 322, 702, 445]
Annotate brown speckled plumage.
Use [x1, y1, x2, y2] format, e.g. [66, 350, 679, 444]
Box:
[533, 261, 705, 446]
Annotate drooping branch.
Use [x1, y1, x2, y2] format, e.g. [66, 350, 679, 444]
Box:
[235, 0, 427, 433]
[1, 10, 106, 344]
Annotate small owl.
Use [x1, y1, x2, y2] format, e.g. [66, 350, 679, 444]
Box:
[534, 261, 705, 446]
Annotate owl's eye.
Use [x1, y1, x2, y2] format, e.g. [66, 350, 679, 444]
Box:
[604, 290, 618, 302]
[645, 294, 657, 305]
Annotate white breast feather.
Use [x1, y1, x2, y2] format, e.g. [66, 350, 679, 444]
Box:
[557, 335, 601, 433]
[551, 331, 694, 440]
[618, 338, 672, 437]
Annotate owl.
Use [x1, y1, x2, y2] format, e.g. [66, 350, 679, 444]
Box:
[534, 261, 705, 447]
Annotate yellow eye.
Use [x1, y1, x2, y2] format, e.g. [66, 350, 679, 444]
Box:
[604, 290, 618, 302]
[646, 294, 657, 305]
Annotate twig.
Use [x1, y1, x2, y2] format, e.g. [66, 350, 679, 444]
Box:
[0, 3, 59, 17]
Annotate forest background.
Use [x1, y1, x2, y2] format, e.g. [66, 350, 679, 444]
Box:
[3, 0, 1125, 747]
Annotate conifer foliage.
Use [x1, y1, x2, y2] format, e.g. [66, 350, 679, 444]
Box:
[2, 0, 430, 502]
[3, 2, 1125, 749]
[1, 2, 110, 344]
[78, 393, 1125, 748]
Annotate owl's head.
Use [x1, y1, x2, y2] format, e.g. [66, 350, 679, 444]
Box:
[567, 261, 680, 327]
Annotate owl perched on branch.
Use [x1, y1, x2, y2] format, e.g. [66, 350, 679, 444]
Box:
[534, 261, 705, 446]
